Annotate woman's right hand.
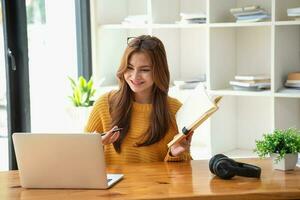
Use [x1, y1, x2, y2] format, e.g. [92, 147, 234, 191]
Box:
[100, 126, 121, 145]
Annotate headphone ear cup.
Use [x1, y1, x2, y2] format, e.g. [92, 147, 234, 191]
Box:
[213, 158, 237, 180]
[209, 154, 227, 174]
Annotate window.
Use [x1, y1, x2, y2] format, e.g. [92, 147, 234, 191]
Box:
[26, 0, 78, 132]
[0, 2, 8, 171]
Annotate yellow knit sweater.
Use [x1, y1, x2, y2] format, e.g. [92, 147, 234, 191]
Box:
[85, 92, 191, 165]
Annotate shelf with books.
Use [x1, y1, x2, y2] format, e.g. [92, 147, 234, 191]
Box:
[275, 0, 300, 22]
[209, 0, 272, 23]
[209, 96, 272, 155]
[209, 26, 271, 91]
[92, 0, 300, 160]
[274, 25, 300, 93]
[274, 97, 300, 130]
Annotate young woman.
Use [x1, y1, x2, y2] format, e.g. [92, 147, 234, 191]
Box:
[85, 35, 193, 164]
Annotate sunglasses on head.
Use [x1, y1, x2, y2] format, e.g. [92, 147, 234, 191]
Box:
[127, 37, 159, 50]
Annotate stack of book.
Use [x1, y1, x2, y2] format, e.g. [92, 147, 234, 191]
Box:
[230, 74, 271, 91]
[285, 72, 300, 89]
[176, 12, 206, 24]
[230, 5, 270, 23]
[174, 75, 206, 89]
[287, 7, 300, 20]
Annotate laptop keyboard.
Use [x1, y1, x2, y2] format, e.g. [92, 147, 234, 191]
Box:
[107, 178, 112, 183]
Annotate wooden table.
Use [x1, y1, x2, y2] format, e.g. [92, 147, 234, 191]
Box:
[0, 158, 299, 200]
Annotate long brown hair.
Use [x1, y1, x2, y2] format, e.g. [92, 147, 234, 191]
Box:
[109, 35, 172, 153]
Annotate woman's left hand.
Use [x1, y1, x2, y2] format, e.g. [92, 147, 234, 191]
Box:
[170, 132, 193, 157]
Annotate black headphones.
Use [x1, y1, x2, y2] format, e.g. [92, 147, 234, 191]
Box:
[209, 154, 261, 180]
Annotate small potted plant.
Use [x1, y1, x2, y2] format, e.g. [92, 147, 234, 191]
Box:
[254, 128, 300, 170]
[67, 76, 96, 130]
[68, 76, 96, 107]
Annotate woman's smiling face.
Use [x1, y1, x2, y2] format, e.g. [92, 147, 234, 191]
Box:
[124, 52, 154, 100]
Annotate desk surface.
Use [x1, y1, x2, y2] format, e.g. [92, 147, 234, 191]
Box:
[0, 158, 299, 200]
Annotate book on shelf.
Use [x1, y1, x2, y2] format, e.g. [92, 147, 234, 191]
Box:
[177, 12, 206, 24]
[237, 79, 270, 84]
[285, 82, 300, 88]
[231, 85, 269, 91]
[236, 14, 270, 23]
[286, 80, 300, 84]
[174, 75, 206, 89]
[230, 5, 259, 14]
[244, 5, 260, 11]
[167, 83, 222, 148]
[287, 7, 300, 16]
[180, 12, 206, 20]
[230, 5, 270, 23]
[234, 74, 270, 81]
[285, 72, 300, 89]
[229, 80, 270, 88]
[232, 9, 267, 17]
[287, 72, 300, 80]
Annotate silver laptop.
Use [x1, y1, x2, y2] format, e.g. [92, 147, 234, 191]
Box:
[12, 133, 123, 189]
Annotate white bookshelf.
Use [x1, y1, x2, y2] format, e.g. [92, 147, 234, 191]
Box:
[91, 0, 300, 159]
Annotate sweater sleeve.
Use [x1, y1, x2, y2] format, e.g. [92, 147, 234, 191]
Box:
[164, 148, 192, 162]
[84, 94, 107, 133]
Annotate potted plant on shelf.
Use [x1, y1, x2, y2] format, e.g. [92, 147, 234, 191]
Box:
[254, 128, 300, 170]
[67, 76, 96, 131]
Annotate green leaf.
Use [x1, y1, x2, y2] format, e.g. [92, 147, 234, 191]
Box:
[68, 75, 96, 107]
[87, 79, 93, 91]
[254, 128, 300, 162]
[68, 76, 77, 90]
[74, 87, 82, 106]
[79, 76, 87, 90]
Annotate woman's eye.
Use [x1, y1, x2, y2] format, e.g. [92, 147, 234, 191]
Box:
[127, 66, 134, 70]
[141, 69, 151, 72]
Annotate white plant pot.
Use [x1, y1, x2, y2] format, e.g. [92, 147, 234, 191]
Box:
[270, 153, 298, 171]
[66, 106, 93, 132]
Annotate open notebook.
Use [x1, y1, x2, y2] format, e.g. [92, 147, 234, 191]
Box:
[168, 83, 222, 147]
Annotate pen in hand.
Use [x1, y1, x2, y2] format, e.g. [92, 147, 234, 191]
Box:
[101, 127, 122, 145]
[112, 127, 123, 133]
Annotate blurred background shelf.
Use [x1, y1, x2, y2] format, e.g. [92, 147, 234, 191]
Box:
[92, 0, 300, 159]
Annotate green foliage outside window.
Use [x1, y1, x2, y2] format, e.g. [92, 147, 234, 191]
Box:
[26, 0, 46, 24]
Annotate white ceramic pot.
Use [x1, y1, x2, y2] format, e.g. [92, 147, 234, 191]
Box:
[66, 106, 92, 132]
[270, 153, 298, 171]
